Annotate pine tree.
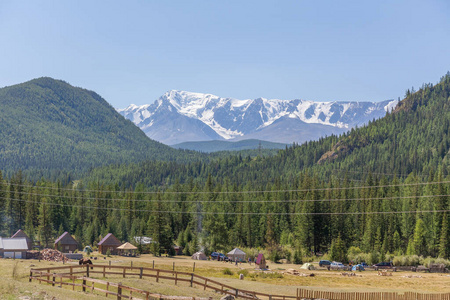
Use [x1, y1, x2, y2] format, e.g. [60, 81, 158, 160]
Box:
[439, 213, 450, 258]
[37, 198, 53, 247]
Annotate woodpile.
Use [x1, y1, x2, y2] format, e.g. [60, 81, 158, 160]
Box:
[26, 249, 70, 262]
[40, 248, 70, 262]
[26, 250, 40, 259]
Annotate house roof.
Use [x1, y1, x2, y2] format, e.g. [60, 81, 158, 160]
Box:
[11, 229, 30, 240]
[98, 233, 121, 246]
[227, 248, 246, 255]
[134, 236, 153, 245]
[0, 237, 28, 251]
[117, 242, 137, 250]
[54, 232, 78, 245]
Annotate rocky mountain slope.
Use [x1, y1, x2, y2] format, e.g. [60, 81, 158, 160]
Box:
[119, 90, 397, 145]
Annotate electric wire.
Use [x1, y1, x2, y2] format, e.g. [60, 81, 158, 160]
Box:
[4, 179, 450, 195]
[2, 196, 449, 216]
[6, 189, 450, 204]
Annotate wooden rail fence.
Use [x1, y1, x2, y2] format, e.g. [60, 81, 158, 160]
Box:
[29, 265, 450, 300]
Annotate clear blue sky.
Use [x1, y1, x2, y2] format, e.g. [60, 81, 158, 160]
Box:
[1, 0, 449, 108]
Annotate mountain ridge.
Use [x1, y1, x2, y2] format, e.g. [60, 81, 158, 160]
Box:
[119, 90, 398, 145]
[0, 77, 198, 178]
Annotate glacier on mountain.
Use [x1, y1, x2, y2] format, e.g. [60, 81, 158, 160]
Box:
[118, 90, 398, 145]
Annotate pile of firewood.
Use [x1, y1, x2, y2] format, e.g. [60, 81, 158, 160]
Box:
[40, 248, 70, 262]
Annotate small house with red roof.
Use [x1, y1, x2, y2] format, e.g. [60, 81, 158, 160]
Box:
[11, 229, 32, 250]
[54, 232, 78, 253]
[98, 233, 121, 255]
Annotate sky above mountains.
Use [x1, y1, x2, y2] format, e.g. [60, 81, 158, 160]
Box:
[1, 0, 449, 108]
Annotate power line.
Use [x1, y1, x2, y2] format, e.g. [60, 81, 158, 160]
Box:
[2, 196, 449, 216]
[8, 189, 450, 204]
[5, 179, 450, 195]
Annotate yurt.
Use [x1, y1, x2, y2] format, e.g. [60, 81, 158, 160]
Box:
[227, 248, 246, 262]
[191, 251, 207, 260]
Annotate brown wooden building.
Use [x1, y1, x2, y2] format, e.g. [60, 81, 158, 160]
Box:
[11, 229, 32, 250]
[54, 232, 78, 253]
[98, 233, 121, 255]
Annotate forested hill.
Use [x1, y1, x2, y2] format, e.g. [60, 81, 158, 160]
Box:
[86, 73, 450, 188]
[0, 77, 200, 179]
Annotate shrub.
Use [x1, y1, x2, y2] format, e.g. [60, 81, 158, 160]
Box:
[293, 249, 303, 264]
[222, 268, 234, 275]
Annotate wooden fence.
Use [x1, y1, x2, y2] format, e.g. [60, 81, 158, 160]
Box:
[297, 289, 450, 300]
[29, 264, 450, 300]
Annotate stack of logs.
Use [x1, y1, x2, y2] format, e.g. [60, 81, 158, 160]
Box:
[26, 249, 70, 262]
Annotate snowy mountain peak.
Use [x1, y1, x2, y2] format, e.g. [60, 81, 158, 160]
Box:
[119, 91, 398, 145]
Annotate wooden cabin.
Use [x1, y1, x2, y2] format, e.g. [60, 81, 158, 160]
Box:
[54, 232, 78, 253]
[98, 233, 121, 255]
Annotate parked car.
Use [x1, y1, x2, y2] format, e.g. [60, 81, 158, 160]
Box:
[319, 260, 332, 267]
[373, 262, 393, 269]
[330, 261, 346, 270]
[210, 252, 226, 260]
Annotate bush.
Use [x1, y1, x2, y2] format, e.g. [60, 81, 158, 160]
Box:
[293, 249, 303, 264]
[392, 255, 421, 266]
[105, 248, 111, 257]
[267, 245, 283, 263]
[222, 268, 234, 275]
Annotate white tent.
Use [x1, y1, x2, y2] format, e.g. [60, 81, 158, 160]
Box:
[227, 248, 246, 262]
[300, 263, 315, 270]
[191, 251, 207, 260]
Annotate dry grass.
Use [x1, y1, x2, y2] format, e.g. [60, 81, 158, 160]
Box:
[2, 254, 450, 299]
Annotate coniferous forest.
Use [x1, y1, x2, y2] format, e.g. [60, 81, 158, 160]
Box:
[1, 73, 450, 264]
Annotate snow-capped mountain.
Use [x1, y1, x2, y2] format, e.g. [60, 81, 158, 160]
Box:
[118, 90, 398, 145]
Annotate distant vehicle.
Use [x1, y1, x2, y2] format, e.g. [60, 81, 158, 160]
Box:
[319, 260, 332, 267]
[373, 262, 393, 269]
[210, 252, 226, 260]
[330, 261, 346, 270]
[360, 262, 368, 267]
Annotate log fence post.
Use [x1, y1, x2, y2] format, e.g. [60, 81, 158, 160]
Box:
[140, 267, 143, 279]
[156, 270, 160, 282]
[52, 273, 55, 287]
[123, 267, 126, 278]
[106, 282, 109, 297]
[82, 277, 86, 292]
[190, 274, 194, 287]
[86, 264, 89, 277]
[103, 265, 106, 277]
[117, 282, 122, 300]
[29, 270, 32, 282]
[193, 262, 195, 272]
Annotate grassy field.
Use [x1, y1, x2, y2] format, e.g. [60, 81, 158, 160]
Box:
[2, 253, 450, 299]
